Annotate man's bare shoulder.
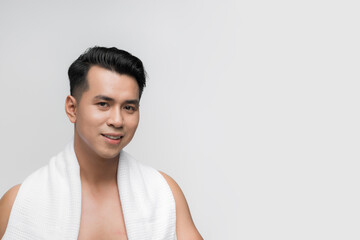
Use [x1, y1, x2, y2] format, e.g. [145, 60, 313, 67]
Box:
[0, 184, 21, 238]
[158, 171, 203, 240]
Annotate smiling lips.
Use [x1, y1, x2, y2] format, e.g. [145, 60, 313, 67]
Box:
[101, 133, 124, 144]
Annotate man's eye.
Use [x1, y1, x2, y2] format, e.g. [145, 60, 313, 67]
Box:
[124, 105, 136, 111]
[98, 102, 109, 107]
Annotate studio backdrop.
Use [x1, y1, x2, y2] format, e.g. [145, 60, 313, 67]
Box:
[0, 0, 359, 239]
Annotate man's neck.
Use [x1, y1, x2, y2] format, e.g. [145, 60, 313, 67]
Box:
[73, 136, 119, 188]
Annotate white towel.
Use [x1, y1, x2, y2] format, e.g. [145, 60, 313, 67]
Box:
[3, 142, 176, 240]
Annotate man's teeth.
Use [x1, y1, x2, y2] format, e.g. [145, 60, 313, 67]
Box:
[104, 135, 121, 140]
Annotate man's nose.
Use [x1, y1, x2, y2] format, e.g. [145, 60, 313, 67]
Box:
[107, 107, 124, 128]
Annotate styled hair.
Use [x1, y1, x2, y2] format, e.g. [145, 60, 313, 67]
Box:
[68, 46, 146, 101]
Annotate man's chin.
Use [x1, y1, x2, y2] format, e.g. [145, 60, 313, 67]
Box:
[96, 141, 129, 160]
[98, 151, 122, 160]
[91, 145, 120, 159]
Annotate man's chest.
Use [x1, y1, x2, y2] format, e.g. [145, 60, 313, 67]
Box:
[77, 190, 128, 240]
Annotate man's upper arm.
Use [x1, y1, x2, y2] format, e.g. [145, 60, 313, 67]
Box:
[159, 171, 203, 240]
[0, 184, 21, 239]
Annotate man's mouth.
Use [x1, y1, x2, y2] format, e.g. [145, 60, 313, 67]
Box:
[101, 134, 124, 140]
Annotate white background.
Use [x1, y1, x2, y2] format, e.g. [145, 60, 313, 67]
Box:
[0, 0, 359, 239]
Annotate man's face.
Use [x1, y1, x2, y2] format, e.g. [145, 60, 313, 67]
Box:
[73, 65, 140, 160]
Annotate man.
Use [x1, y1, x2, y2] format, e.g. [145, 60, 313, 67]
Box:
[0, 47, 203, 239]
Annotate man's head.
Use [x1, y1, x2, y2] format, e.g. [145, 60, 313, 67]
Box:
[65, 47, 146, 160]
[68, 46, 146, 102]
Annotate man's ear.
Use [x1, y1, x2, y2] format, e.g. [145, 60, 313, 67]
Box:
[65, 95, 78, 123]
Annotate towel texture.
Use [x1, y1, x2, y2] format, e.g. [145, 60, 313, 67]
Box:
[3, 142, 176, 240]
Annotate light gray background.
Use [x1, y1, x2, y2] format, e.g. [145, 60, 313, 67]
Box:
[0, 0, 359, 239]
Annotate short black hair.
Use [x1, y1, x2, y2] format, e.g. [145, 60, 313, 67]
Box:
[68, 46, 146, 101]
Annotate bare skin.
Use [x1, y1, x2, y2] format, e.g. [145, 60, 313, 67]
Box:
[0, 66, 203, 240]
[78, 178, 128, 240]
[160, 172, 203, 240]
[0, 184, 20, 237]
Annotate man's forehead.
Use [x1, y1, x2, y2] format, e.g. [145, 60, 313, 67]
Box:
[85, 66, 139, 97]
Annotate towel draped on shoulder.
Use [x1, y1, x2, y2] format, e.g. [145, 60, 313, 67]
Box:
[3, 142, 176, 240]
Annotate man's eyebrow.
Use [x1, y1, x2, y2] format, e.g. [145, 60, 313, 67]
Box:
[125, 99, 140, 105]
[94, 95, 114, 101]
[94, 95, 139, 105]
